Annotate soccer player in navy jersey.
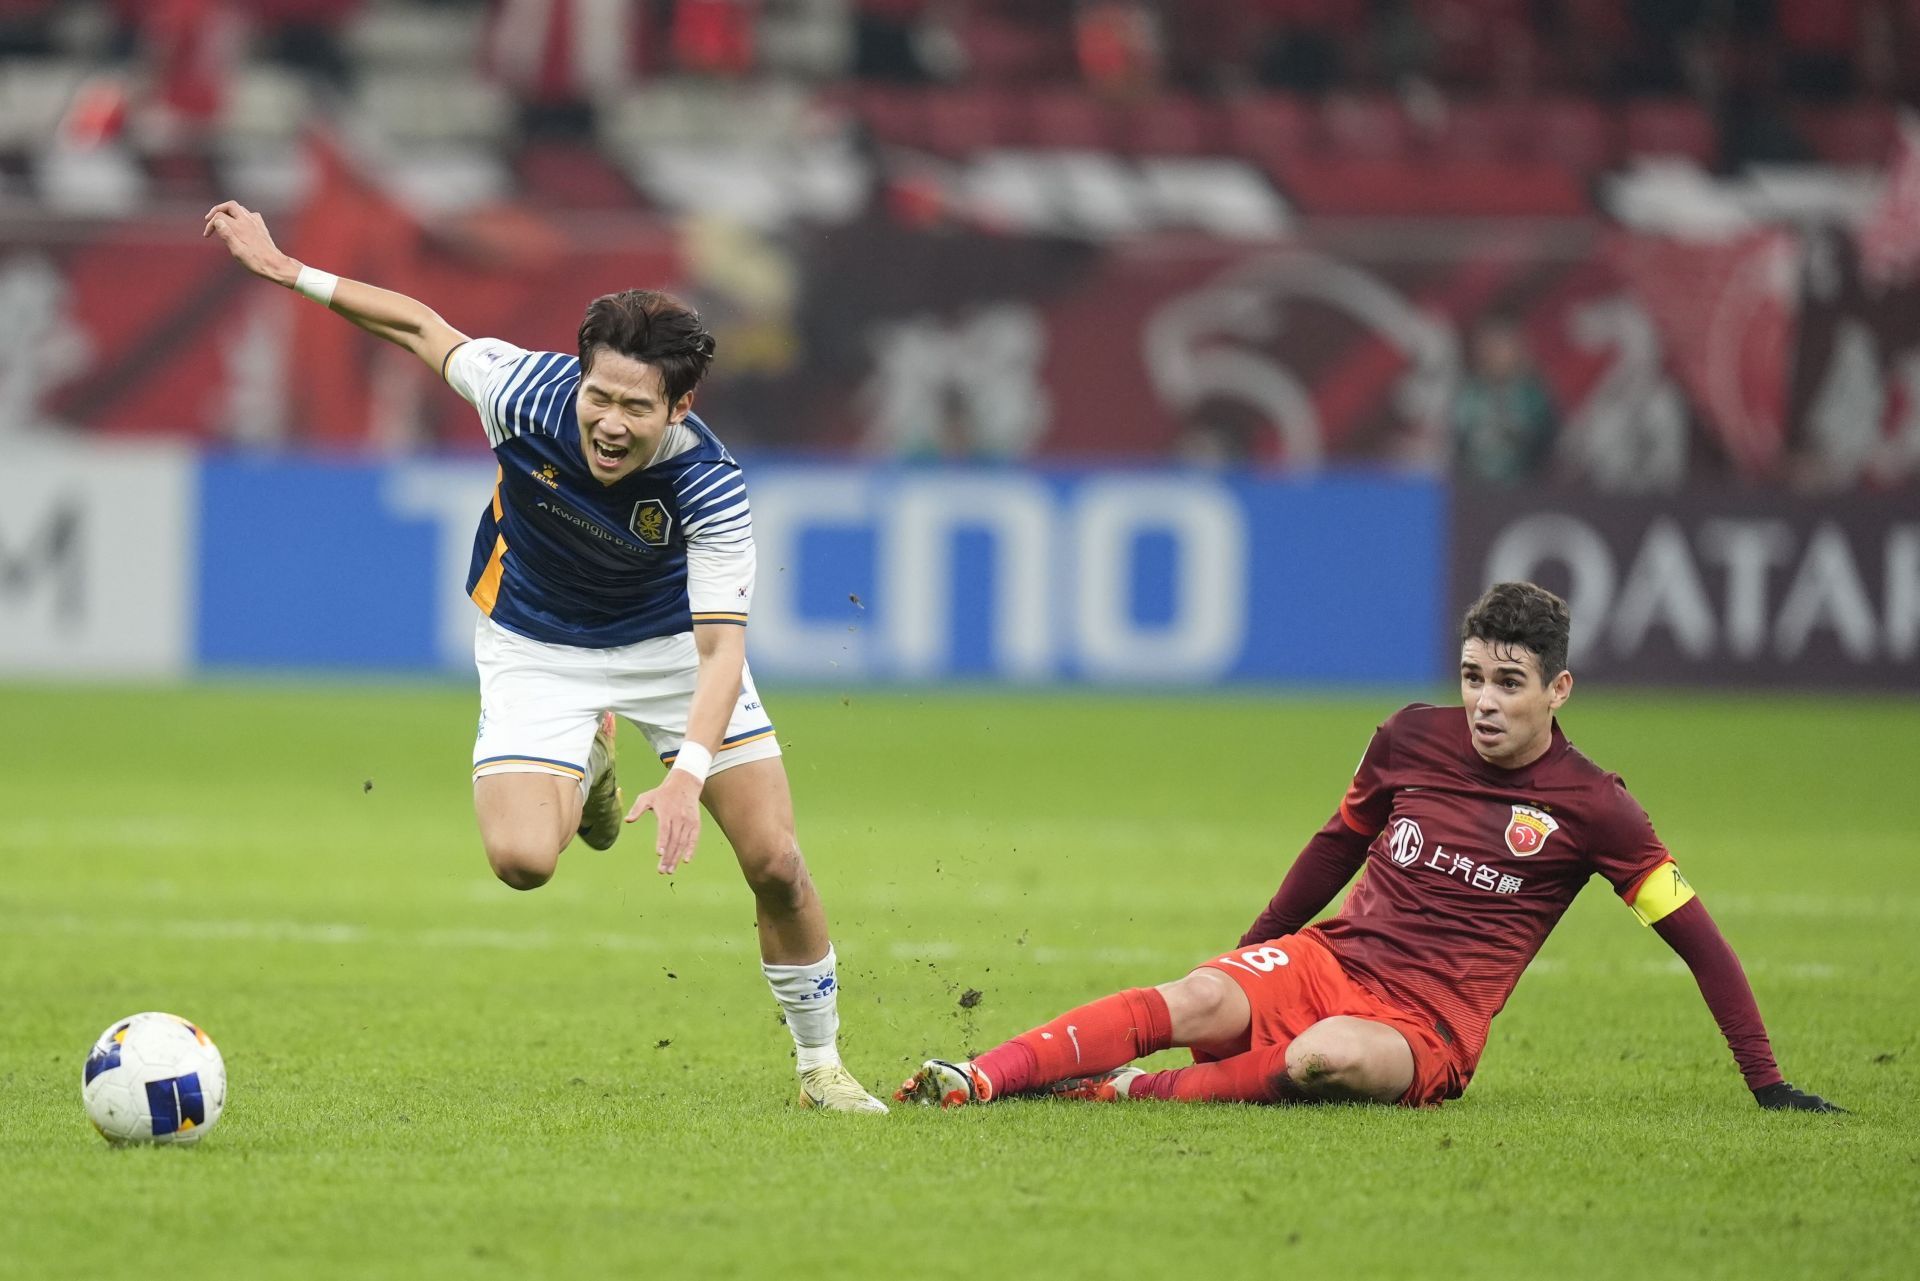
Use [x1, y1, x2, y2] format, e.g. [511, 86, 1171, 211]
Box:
[205, 200, 887, 1112]
[899, 582, 1843, 1113]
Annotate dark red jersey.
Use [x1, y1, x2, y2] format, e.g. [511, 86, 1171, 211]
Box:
[1303, 703, 1673, 1084]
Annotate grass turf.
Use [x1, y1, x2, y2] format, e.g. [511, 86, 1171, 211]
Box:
[1, 683, 1915, 1279]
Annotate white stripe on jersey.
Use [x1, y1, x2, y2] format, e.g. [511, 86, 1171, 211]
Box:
[687, 504, 747, 523]
[678, 464, 741, 504]
[692, 509, 750, 538]
[677, 454, 754, 613]
[679, 465, 742, 513]
[679, 470, 750, 541]
[445, 337, 529, 420]
[523, 355, 574, 435]
[485, 352, 544, 443]
[488, 352, 574, 445]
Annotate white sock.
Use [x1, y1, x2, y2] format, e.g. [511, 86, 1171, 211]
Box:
[762, 945, 841, 1073]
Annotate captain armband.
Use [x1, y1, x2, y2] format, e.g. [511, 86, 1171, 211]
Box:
[1626, 861, 1697, 927]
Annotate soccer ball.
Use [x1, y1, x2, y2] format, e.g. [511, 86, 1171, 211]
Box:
[81, 1012, 227, 1145]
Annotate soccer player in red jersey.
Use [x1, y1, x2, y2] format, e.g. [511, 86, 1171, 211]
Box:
[897, 582, 1844, 1113]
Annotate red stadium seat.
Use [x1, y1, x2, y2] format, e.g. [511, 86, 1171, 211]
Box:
[1119, 94, 1223, 156]
[920, 87, 1020, 155]
[1223, 94, 1317, 169]
[516, 144, 637, 209]
[961, 11, 1075, 83]
[1623, 100, 1716, 166]
[1320, 94, 1413, 163]
[1794, 104, 1899, 167]
[1279, 158, 1589, 216]
[1023, 88, 1118, 150]
[851, 84, 931, 149]
[1525, 98, 1617, 174]
[1424, 100, 1530, 163]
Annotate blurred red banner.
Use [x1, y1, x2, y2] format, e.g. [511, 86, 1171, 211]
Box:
[7, 176, 1919, 493]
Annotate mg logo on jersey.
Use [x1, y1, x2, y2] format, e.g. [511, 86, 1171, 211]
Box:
[629, 499, 672, 548]
[1505, 804, 1560, 857]
[1387, 817, 1424, 866]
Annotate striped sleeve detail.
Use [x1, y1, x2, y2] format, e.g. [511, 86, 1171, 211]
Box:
[681, 454, 755, 619]
[676, 461, 752, 544]
[484, 352, 578, 446]
[446, 338, 528, 429]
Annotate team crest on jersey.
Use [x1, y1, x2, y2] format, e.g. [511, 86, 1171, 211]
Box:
[630, 499, 672, 547]
[530, 463, 559, 489]
[1504, 804, 1560, 857]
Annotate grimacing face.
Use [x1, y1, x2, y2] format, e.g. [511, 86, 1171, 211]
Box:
[574, 347, 693, 485]
[1458, 636, 1572, 770]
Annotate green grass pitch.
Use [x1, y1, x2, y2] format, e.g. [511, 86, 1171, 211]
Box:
[2, 682, 1915, 1279]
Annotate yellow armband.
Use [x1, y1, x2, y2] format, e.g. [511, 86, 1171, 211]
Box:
[1627, 861, 1696, 926]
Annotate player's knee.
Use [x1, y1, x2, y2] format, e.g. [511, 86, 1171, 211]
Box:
[473, 777, 570, 890]
[1158, 968, 1247, 1045]
[739, 839, 809, 907]
[1283, 1041, 1359, 1098]
[494, 863, 551, 891]
[1284, 1019, 1406, 1103]
[484, 842, 556, 891]
[1163, 970, 1236, 1026]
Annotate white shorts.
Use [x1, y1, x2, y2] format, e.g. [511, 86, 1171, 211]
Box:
[471, 615, 781, 782]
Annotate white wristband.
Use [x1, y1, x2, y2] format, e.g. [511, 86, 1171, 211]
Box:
[670, 741, 713, 784]
[293, 265, 339, 306]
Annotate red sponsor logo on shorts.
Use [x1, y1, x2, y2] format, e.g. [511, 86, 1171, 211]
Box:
[1504, 804, 1559, 858]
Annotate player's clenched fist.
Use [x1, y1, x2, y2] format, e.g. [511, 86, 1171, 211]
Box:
[203, 200, 299, 288]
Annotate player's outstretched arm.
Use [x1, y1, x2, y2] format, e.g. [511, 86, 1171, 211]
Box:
[1643, 890, 1847, 1113]
[202, 200, 468, 376]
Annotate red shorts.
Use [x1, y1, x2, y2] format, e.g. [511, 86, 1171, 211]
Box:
[1196, 931, 1459, 1108]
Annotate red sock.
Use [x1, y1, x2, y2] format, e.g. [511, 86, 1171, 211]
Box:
[1129, 1043, 1295, 1103]
[971, 987, 1172, 1098]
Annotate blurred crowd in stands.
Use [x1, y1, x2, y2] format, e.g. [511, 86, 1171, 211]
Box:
[0, 2, 1915, 176]
[4, 4, 1916, 489]
[5, 2, 1917, 96]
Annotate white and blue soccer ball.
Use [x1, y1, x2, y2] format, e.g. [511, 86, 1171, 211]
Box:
[81, 1012, 227, 1145]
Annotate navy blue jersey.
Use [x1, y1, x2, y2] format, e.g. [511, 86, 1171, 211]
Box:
[446, 339, 755, 648]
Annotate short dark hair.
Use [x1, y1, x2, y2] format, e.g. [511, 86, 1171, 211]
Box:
[1461, 581, 1570, 681]
[577, 290, 716, 407]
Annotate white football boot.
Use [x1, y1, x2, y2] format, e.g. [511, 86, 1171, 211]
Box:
[576, 711, 622, 851]
[797, 1063, 890, 1114]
